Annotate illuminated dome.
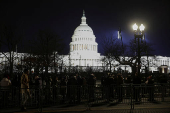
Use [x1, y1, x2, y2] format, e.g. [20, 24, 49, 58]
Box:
[74, 25, 93, 35]
[69, 11, 101, 66]
[73, 11, 94, 36]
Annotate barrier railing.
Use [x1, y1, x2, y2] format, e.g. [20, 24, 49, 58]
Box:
[0, 83, 170, 110]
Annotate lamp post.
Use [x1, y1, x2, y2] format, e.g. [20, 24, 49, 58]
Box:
[133, 23, 145, 76]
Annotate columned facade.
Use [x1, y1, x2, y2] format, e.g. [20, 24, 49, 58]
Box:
[69, 11, 101, 66]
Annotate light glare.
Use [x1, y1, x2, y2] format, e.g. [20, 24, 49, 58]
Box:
[133, 23, 138, 31]
[139, 24, 145, 31]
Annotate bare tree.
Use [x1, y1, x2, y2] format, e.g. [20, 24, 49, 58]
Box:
[101, 35, 123, 72]
[0, 24, 23, 75]
[33, 29, 63, 75]
[102, 33, 154, 75]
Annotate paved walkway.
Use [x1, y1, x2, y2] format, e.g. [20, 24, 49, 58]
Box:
[1, 102, 170, 113]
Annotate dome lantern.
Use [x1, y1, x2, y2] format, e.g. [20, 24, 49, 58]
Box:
[81, 10, 87, 25]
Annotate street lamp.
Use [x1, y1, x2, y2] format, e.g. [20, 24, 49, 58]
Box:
[133, 23, 138, 31]
[132, 23, 145, 76]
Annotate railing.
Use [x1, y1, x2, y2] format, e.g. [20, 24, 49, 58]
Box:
[0, 83, 170, 110]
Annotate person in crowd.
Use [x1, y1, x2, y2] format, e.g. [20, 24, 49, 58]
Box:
[76, 73, 83, 103]
[52, 76, 60, 99]
[106, 73, 114, 101]
[0, 73, 11, 88]
[124, 75, 131, 98]
[116, 73, 123, 102]
[67, 74, 77, 103]
[168, 74, 170, 83]
[133, 73, 141, 102]
[35, 75, 40, 86]
[88, 73, 96, 102]
[21, 69, 31, 111]
[0, 73, 11, 107]
[146, 75, 154, 101]
[34, 75, 40, 105]
[82, 76, 87, 98]
[44, 75, 52, 103]
[101, 73, 106, 99]
[11, 73, 19, 101]
[60, 76, 67, 103]
[158, 74, 167, 101]
[112, 73, 116, 99]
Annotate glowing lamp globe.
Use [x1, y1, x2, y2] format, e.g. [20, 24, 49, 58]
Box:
[133, 23, 138, 31]
[139, 24, 145, 31]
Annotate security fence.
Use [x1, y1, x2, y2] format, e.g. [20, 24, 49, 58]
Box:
[0, 83, 170, 110]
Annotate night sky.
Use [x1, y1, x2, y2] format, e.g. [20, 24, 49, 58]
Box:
[0, 0, 170, 56]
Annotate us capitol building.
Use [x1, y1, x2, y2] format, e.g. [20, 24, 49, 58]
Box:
[68, 11, 101, 67]
[0, 11, 170, 74]
[62, 11, 170, 74]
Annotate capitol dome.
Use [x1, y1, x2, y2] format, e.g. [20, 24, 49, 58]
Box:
[74, 25, 93, 35]
[69, 11, 101, 66]
[73, 11, 94, 36]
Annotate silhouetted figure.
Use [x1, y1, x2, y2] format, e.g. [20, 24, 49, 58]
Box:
[0, 73, 11, 107]
[88, 73, 96, 102]
[107, 73, 114, 101]
[133, 73, 141, 102]
[159, 75, 167, 101]
[34, 75, 40, 105]
[124, 75, 131, 97]
[82, 77, 87, 98]
[52, 76, 60, 100]
[21, 69, 31, 111]
[101, 73, 107, 99]
[117, 74, 123, 102]
[67, 75, 77, 103]
[76, 73, 83, 103]
[60, 77, 67, 103]
[147, 76, 154, 101]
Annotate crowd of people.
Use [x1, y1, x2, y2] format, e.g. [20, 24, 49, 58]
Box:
[0, 70, 169, 110]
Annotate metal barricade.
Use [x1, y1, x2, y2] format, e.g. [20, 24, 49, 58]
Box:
[0, 83, 170, 110]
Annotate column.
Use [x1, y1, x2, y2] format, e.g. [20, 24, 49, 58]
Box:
[70, 45, 72, 51]
[85, 59, 86, 66]
[79, 59, 81, 66]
